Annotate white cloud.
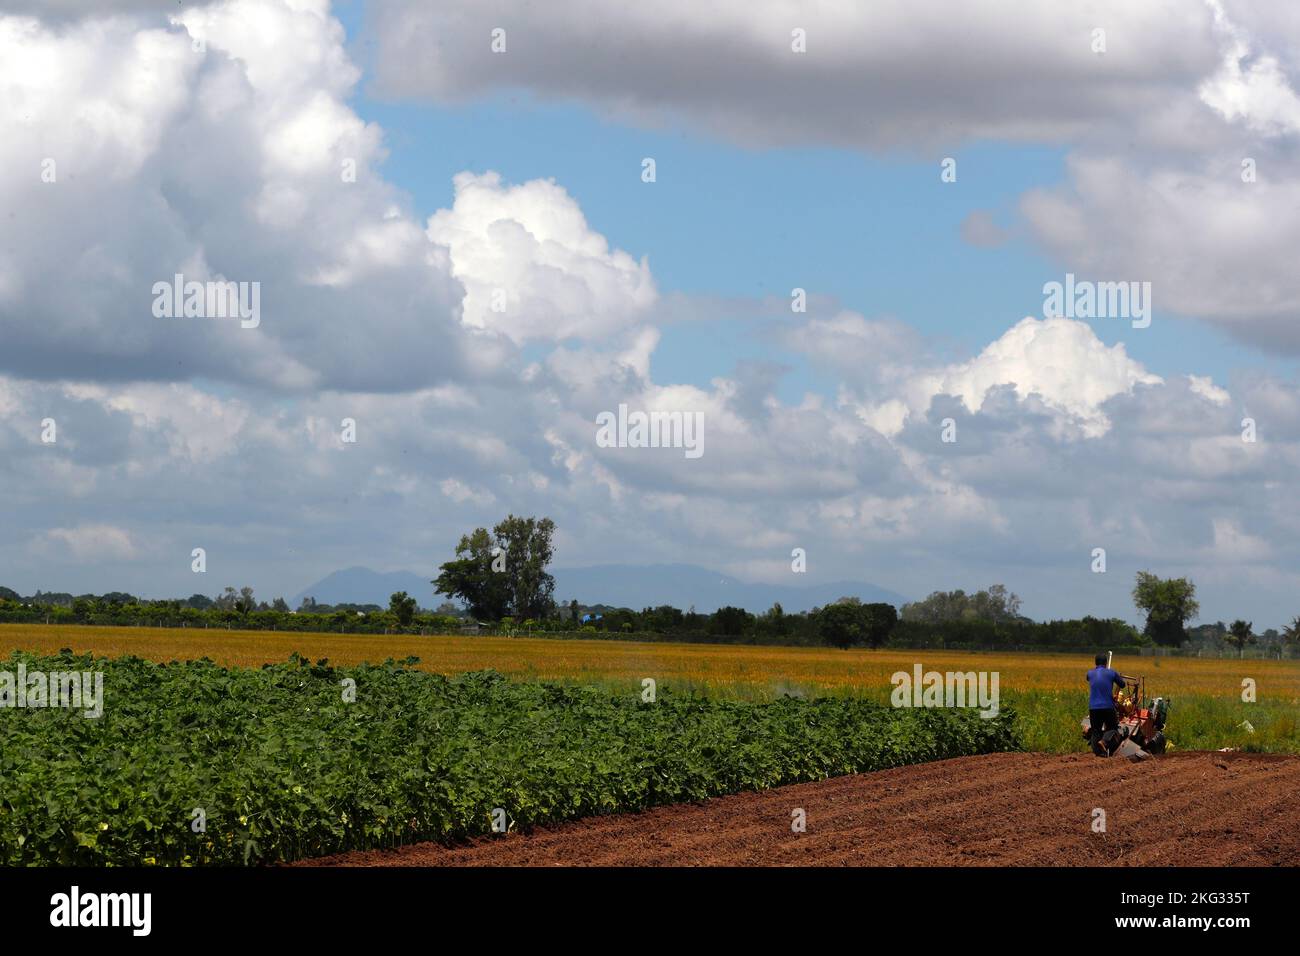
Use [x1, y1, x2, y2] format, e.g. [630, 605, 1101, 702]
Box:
[1021, 155, 1300, 349]
[920, 318, 1163, 438]
[1188, 375, 1231, 406]
[1200, 0, 1300, 135]
[2, 1, 657, 392]
[823, 317, 1164, 440]
[426, 171, 657, 344]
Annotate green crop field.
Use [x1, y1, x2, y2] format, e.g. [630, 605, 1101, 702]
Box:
[0, 650, 1018, 866]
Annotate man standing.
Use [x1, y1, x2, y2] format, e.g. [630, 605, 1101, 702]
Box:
[1086, 653, 1126, 756]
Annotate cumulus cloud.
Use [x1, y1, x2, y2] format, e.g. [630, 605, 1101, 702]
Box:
[805, 316, 1163, 440]
[919, 318, 1163, 439]
[0, 2, 454, 390]
[0, 0, 656, 393]
[426, 172, 657, 344]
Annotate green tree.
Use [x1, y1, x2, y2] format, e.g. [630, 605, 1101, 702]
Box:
[901, 585, 1021, 624]
[389, 591, 417, 627]
[709, 606, 752, 636]
[816, 598, 865, 649]
[494, 515, 557, 620]
[434, 527, 510, 621]
[1132, 572, 1199, 647]
[434, 516, 555, 621]
[815, 598, 898, 649]
[1225, 619, 1256, 654]
[860, 602, 899, 648]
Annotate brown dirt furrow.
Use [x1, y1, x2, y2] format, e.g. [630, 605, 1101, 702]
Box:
[294, 752, 1300, 867]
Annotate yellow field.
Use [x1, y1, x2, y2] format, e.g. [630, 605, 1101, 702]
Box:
[2, 622, 1297, 702]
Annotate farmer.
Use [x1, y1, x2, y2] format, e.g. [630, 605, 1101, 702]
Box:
[1086, 653, 1126, 756]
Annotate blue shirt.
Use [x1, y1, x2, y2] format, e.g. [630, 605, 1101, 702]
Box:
[1087, 666, 1123, 709]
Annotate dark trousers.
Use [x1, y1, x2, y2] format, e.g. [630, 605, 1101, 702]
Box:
[1089, 707, 1118, 752]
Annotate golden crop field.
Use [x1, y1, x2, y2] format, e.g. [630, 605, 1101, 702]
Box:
[2, 622, 1297, 702]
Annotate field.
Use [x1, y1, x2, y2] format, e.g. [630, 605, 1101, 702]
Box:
[2, 623, 1297, 753]
[3, 624, 1297, 867]
[0, 650, 1012, 866]
[301, 751, 1300, 866]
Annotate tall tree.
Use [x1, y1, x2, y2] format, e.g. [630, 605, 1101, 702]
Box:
[434, 516, 555, 621]
[1132, 572, 1199, 647]
[494, 515, 557, 620]
[861, 602, 899, 648]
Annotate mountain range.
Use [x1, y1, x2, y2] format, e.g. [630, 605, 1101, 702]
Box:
[291, 564, 908, 614]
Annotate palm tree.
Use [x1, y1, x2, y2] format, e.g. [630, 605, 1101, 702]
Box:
[1225, 619, 1255, 656]
[1282, 616, 1300, 647]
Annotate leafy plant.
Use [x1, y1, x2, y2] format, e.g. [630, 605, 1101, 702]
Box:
[0, 650, 1017, 866]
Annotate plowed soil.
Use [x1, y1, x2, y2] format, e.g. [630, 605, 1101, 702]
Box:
[297, 751, 1300, 867]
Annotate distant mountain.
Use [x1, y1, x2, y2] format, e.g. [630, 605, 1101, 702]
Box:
[292, 563, 907, 614]
[291, 567, 434, 609]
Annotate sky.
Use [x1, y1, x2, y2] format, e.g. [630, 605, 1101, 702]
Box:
[3, 0, 1300, 627]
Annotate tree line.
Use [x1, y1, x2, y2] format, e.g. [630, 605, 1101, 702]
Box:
[4, 514, 1298, 652]
[0, 585, 464, 634]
